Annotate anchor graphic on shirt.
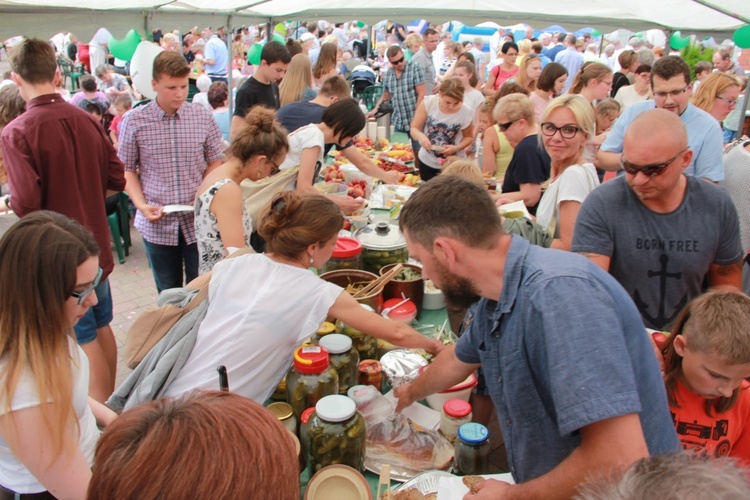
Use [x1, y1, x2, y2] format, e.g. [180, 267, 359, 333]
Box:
[633, 254, 688, 327]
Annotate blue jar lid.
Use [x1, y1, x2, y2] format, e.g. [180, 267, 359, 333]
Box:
[457, 422, 489, 445]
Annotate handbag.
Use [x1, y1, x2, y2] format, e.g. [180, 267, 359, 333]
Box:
[241, 166, 300, 227]
[123, 248, 253, 369]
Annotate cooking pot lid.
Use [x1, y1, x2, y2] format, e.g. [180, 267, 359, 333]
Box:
[356, 221, 406, 251]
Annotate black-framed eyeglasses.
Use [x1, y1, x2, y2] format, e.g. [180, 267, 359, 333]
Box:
[540, 122, 581, 139]
[498, 120, 517, 132]
[389, 56, 405, 65]
[716, 95, 738, 106]
[653, 86, 689, 99]
[71, 267, 102, 305]
[620, 148, 688, 177]
[267, 157, 280, 175]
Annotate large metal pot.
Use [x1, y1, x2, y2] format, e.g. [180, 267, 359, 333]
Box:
[355, 221, 409, 274]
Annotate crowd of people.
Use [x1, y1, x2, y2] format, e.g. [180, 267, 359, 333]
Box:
[0, 16, 749, 499]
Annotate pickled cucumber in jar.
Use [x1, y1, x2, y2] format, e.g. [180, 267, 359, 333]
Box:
[319, 334, 360, 395]
[338, 322, 379, 361]
[286, 346, 339, 419]
[308, 395, 366, 473]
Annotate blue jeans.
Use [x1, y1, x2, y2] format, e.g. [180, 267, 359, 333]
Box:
[73, 279, 113, 345]
[142, 228, 199, 293]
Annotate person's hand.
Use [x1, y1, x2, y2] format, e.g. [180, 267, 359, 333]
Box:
[418, 136, 433, 151]
[393, 383, 415, 413]
[138, 203, 164, 222]
[367, 108, 378, 119]
[425, 338, 445, 356]
[464, 479, 513, 499]
[494, 197, 515, 207]
[650, 330, 668, 372]
[441, 144, 459, 156]
[339, 196, 366, 215]
[379, 169, 401, 185]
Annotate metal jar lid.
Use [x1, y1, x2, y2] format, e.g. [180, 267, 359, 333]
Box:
[267, 402, 294, 420]
[355, 221, 406, 251]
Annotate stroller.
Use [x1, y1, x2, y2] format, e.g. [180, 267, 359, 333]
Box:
[350, 65, 378, 98]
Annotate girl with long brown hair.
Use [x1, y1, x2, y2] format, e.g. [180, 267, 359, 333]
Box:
[312, 43, 339, 87]
[0, 212, 117, 498]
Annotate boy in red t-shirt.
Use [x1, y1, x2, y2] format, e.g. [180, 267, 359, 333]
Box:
[109, 94, 132, 151]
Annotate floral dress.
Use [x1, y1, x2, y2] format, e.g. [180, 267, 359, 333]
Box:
[195, 178, 253, 274]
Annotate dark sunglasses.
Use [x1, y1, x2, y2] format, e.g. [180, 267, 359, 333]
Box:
[70, 267, 102, 305]
[498, 120, 517, 132]
[620, 148, 688, 177]
[389, 56, 405, 65]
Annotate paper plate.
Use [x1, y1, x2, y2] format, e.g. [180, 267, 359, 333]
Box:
[393, 470, 456, 493]
[305, 465, 372, 500]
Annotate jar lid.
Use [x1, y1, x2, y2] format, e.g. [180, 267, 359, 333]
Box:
[319, 334, 353, 354]
[331, 237, 362, 258]
[457, 422, 489, 445]
[355, 221, 406, 251]
[267, 402, 294, 420]
[315, 395, 356, 422]
[358, 359, 381, 374]
[443, 399, 472, 418]
[293, 346, 330, 374]
[383, 298, 417, 318]
[301, 407, 316, 425]
[317, 322, 336, 336]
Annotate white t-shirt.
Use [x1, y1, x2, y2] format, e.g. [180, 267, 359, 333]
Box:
[0, 339, 98, 493]
[279, 124, 325, 190]
[417, 95, 475, 169]
[164, 253, 343, 402]
[463, 88, 486, 113]
[535, 163, 599, 237]
[614, 85, 652, 110]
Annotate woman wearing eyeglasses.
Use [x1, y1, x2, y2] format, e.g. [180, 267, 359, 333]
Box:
[0, 211, 117, 499]
[614, 64, 653, 110]
[535, 95, 600, 250]
[690, 72, 742, 124]
[568, 62, 614, 105]
[195, 107, 289, 274]
[494, 93, 551, 216]
[163, 191, 443, 403]
[483, 42, 519, 97]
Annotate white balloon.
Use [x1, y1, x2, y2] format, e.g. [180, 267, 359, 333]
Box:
[130, 41, 163, 100]
[645, 29, 666, 47]
[90, 27, 112, 46]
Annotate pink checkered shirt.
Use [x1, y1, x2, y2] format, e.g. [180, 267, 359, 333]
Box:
[118, 101, 223, 246]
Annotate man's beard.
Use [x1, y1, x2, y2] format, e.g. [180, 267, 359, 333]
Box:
[433, 259, 481, 309]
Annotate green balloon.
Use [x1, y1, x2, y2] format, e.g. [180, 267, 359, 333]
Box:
[272, 32, 285, 44]
[591, 29, 601, 37]
[247, 43, 263, 66]
[275, 23, 286, 36]
[357, 21, 365, 28]
[670, 32, 690, 50]
[108, 30, 141, 62]
[733, 25, 750, 49]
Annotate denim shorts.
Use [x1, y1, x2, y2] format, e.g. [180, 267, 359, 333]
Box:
[73, 278, 113, 345]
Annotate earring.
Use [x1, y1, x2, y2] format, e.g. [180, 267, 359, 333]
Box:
[310, 257, 314, 264]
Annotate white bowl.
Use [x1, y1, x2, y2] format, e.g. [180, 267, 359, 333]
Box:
[423, 280, 445, 310]
[422, 370, 478, 410]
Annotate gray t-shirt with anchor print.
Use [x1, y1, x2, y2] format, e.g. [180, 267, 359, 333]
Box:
[572, 175, 742, 330]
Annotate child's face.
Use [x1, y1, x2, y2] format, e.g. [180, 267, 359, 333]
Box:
[476, 113, 492, 132]
[675, 335, 750, 399]
[115, 105, 127, 116]
[697, 70, 711, 81]
[596, 112, 618, 132]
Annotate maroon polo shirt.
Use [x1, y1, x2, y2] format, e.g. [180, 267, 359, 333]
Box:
[1, 93, 126, 279]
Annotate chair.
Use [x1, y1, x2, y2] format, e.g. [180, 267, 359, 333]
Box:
[107, 192, 131, 264]
[57, 58, 84, 92]
[133, 98, 151, 108]
[360, 84, 383, 111]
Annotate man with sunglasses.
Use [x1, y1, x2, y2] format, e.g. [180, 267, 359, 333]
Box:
[573, 109, 742, 331]
[597, 56, 724, 182]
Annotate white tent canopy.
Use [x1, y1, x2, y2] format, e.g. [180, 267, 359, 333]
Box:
[0, 0, 748, 41]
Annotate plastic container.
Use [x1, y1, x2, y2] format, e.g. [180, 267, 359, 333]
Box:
[421, 366, 478, 410]
[319, 334, 360, 395]
[423, 279, 446, 310]
[380, 263, 424, 319]
[322, 237, 363, 274]
[382, 297, 417, 323]
[454, 423, 491, 475]
[338, 304, 380, 361]
[308, 395, 366, 473]
[320, 269, 383, 313]
[355, 221, 409, 274]
[267, 402, 298, 435]
[286, 346, 339, 419]
[440, 400, 473, 444]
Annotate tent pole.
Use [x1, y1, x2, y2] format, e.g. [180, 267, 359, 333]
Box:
[665, 29, 672, 53]
[143, 10, 151, 42]
[598, 31, 604, 57]
[227, 13, 234, 118]
[267, 21, 272, 42]
[688, 0, 750, 24]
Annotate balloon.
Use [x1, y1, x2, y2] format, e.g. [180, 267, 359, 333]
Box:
[272, 32, 285, 44]
[591, 30, 602, 37]
[90, 27, 112, 45]
[274, 23, 286, 36]
[670, 32, 690, 50]
[357, 21, 365, 28]
[108, 30, 141, 62]
[733, 25, 750, 49]
[247, 43, 263, 66]
[130, 41, 163, 100]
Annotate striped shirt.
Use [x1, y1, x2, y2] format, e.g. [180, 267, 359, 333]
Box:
[383, 61, 425, 132]
[118, 101, 223, 246]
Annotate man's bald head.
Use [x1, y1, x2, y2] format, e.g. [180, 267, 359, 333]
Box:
[624, 108, 688, 152]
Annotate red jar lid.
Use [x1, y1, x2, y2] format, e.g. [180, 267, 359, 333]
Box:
[443, 399, 472, 418]
[331, 237, 362, 259]
[383, 298, 417, 319]
[300, 407, 316, 425]
[293, 346, 330, 374]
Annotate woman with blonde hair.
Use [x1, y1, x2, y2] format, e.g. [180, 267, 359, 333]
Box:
[535, 95, 600, 250]
[568, 62, 614, 105]
[482, 82, 529, 180]
[439, 40, 460, 79]
[516, 39, 532, 66]
[410, 77, 475, 181]
[516, 54, 543, 91]
[690, 72, 742, 123]
[279, 53, 317, 107]
[0, 211, 117, 498]
[195, 107, 289, 274]
[312, 43, 339, 87]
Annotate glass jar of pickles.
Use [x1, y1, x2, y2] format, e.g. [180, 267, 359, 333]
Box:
[299, 407, 316, 470]
[355, 221, 409, 274]
[440, 399, 473, 444]
[286, 346, 339, 420]
[454, 423, 491, 475]
[267, 402, 297, 435]
[322, 237, 363, 274]
[319, 334, 360, 395]
[338, 304, 379, 360]
[307, 395, 366, 473]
